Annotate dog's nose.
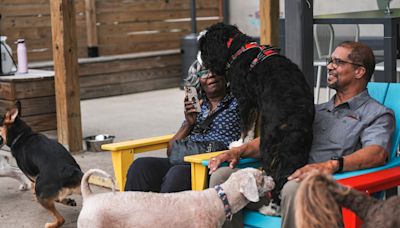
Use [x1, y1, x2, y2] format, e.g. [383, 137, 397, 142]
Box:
[0, 135, 3, 145]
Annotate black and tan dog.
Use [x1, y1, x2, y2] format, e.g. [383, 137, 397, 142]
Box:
[0, 103, 83, 228]
[198, 23, 315, 207]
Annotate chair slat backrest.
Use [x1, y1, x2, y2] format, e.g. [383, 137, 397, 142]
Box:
[383, 83, 400, 159]
[367, 82, 389, 103]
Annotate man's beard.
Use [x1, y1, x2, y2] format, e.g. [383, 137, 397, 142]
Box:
[327, 73, 338, 90]
[327, 81, 338, 90]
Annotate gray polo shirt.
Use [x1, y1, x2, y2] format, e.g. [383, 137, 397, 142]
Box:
[309, 89, 395, 164]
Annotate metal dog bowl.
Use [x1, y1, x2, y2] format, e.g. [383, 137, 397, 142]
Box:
[84, 134, 115, 152]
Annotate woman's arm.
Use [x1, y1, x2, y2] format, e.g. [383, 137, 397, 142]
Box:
[166, 97, 199, 156]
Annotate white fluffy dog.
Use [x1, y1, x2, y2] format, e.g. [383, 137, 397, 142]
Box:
[78, 168, 275, 228]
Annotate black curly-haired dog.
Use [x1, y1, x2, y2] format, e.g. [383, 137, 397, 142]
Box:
[198, 23, 315, 206]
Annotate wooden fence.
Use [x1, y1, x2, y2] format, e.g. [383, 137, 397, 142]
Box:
[1, 0, 222, 98]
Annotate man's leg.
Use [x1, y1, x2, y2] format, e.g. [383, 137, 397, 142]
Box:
[124, 157, 171, 192]
[160, 164, 192, 193]
[209, 167, 243, 228]
[281, 180, 300, 228]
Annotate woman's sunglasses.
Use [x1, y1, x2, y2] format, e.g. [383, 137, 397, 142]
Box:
[196, 69, 211, 79]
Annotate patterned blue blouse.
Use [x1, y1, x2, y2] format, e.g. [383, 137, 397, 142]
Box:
[187, 94, 241, 148]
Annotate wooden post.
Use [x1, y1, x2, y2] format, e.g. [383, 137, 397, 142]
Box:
[85, 0, 99, 57]
[284, 0, 314, 90]
[50, 0, 83, 153]
[259, 0, 279, 46]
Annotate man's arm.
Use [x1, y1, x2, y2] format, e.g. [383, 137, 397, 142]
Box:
[289, 111, 394, 182]
[342, 145, 387, 171]
[288, 145, 387, 182]
[208, 137, 261, 173]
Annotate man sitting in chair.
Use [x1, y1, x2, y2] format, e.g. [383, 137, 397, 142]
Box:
[208, 41, 395, 228]
[124, 60, 241, 193]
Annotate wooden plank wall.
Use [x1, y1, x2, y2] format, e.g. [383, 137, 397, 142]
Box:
[78, 52, 183, 99]
[0, 0, 87, 61]
[1, 0, 221, 60]
[0, 0, 222, 100]
[0, 76, 56, 132]
[94, 0, 220, 55]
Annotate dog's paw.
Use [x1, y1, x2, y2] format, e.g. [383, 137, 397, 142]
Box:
[258, 202, 281, 217]
[18, 176, 31, 191]
[18, 183, 30, 191]
[58, 198, 77, 206]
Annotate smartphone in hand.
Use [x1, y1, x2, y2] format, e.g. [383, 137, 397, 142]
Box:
[185, 86, 201, 113]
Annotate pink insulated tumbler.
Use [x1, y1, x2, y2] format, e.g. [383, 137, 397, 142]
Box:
[17, 39, 28, 74]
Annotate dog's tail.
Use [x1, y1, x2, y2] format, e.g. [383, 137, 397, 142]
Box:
[81, 169, 115, 200]
[295, 172, 378, 228]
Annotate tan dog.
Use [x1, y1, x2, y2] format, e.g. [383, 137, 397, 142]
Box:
[78, 168, 275, 228]
[296, 172, 400, 228]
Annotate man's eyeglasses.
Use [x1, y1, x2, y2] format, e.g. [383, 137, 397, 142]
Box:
[196, 69, 211, 79]
[326, 57, 364, 68]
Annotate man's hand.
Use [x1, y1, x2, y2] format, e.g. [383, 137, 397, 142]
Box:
[184, 96, 199, 126]
[287, 160, 338, 182]
[208, 147, 242, 174]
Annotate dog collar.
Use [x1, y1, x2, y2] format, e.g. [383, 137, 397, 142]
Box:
[9, 132, 24, 148]
[214, 185, 233, 221]
[226, 42, 259, 69]
[226, 33, 242, 48]
[226, 43, 278, 71]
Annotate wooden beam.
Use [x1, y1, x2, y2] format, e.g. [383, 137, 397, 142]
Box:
[259, 0, 279, 46]
[284, 0, 314, 91]
[85, 0, 99, 57]
[50, 0, 83, 153]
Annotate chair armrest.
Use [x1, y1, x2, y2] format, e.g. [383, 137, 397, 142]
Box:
[101, 134, 174, 191]
[184, 151, 227, 190]
[101, 134, 174, 153]
[184, 151, 261, 190]
[337, 166, 400, 193]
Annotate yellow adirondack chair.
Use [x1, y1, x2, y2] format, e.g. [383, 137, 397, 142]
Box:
[101, 134, 227, 191]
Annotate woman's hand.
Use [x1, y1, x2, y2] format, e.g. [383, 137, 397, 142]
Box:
[184, 96, 199, 126]
[208, 147, 242, 174]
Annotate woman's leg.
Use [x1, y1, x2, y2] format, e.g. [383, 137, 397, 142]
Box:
[160, 164, 192, 193]
[124, 157, 171, 192]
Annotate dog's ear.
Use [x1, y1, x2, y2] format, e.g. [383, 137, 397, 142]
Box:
[15, 100, 21, 117]
[7, 108, 19, 123]
[239, 172, 259, 202]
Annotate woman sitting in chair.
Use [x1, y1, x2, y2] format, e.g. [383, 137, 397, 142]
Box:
[124, 60, 241, 192]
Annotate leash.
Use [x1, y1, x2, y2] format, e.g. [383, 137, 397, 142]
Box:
[214, 185, 233, 221]
[226, 37, 279, 71]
